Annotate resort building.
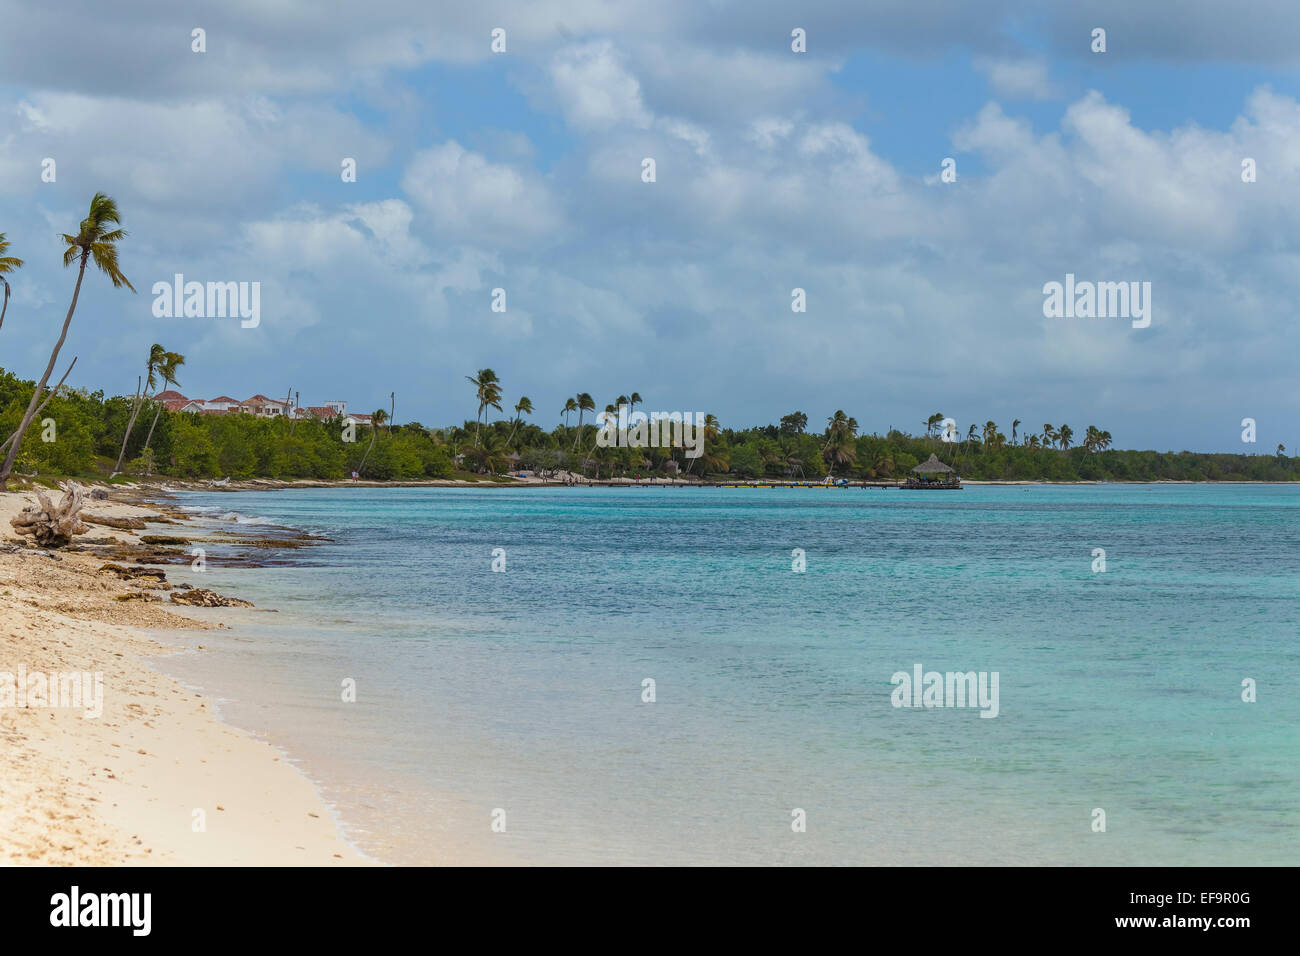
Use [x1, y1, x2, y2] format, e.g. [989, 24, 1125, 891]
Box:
[145, 390, 371, 423]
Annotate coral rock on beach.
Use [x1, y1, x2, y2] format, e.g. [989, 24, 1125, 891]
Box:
[99, 563, 167, 582]
[170, 588, 253, 608]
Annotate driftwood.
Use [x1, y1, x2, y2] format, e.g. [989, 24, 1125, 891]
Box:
[10, 481, 89, 548]
[82, 513, 147, 530]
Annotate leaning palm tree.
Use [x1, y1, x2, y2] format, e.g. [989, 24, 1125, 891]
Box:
[1011, 419, 1021, 445]
[141, 350, 186, 467]
[356, 409, 388, 476]
[0, 233, 24, 332]
[561, 397, 577, 429]
[114, 342, 168, 474]
[465, 369, 502, 446]
[506, 396, 533, 446]
[1, 193, 134, 489]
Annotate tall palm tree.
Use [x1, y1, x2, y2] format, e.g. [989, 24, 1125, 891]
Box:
[1, 193, 134, 488]
[0, 233, 24, 332]
[114, 342, 168, 474]
[561, 397, 577, 429]
[982, 420, 997, 444]
[506, 396, 533, 445]
[925, 413, 944, 438]
[141, 350, 185, 466]
[1057, 424, 1073, 451]
[1042, 423, 1056, 447]
[628, 392, 642, 419]
[572, 392, 594, 450]
[1012, 419, 1021, 445]
[465, 368, 502, 446]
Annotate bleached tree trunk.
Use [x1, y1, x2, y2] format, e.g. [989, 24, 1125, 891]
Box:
[10, 481, 88, 548]
[113, 375, 144, 475]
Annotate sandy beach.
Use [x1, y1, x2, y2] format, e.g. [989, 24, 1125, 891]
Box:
[0, 487, 372, 866]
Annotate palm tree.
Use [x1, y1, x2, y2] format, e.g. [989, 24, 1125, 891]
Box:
[822, 411, 858, 476]
[561, 397, 577, 429]
[924, 413, 944, 438]
[1012, 419, 1021, 445]
[1277, 443, 1286, 458]
[1026, 434, 1041, 450]
[141, 349, 185, 470]
[0, 233, 24, 332]
[628, 392, 642, 419]
[1, 193, 134, 489]
[1057, 424, 1073, 451]
[506, 396, 533, 445]
[982, 420, 997, 444]
[114, 342, 168, 474]
[572, 392, 594, 450]
[356, 409, 388, 476]
[824, 410, 855, 450]
[685, 414, 723, 474]
[1042, 423, 1056, 447]
[966, 424, 979, 443]
[465, 369, 502, 446]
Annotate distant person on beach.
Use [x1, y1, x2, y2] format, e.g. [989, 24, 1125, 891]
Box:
[351, 471, 358, 482]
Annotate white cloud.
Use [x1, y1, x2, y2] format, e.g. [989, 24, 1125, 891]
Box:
[550, 41, 652, 130]
[974, 57, 1058, 100]
[400, 141, 563, 246]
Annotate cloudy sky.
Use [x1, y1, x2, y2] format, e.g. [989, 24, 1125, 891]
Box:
[2, 0, 1299, 451]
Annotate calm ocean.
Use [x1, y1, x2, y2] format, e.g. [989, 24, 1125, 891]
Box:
[154, 484, 1300, 865]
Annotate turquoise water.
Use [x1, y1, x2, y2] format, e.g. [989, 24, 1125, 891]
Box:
[160, 484, 1300, 865]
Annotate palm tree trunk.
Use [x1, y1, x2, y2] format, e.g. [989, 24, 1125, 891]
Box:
[0, 357, 77, 456]
[141, 400, 165, 471]
[113, 376, 145, 474]
[357, 427, 378, 476]
[0, 279, 10, 332]
[0, 254, 88, 488]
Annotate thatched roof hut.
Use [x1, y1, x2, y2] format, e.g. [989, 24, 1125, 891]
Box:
[912, 453, 955, 475]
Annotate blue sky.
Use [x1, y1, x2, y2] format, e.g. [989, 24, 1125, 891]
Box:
[2, 0, 1300, 452]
